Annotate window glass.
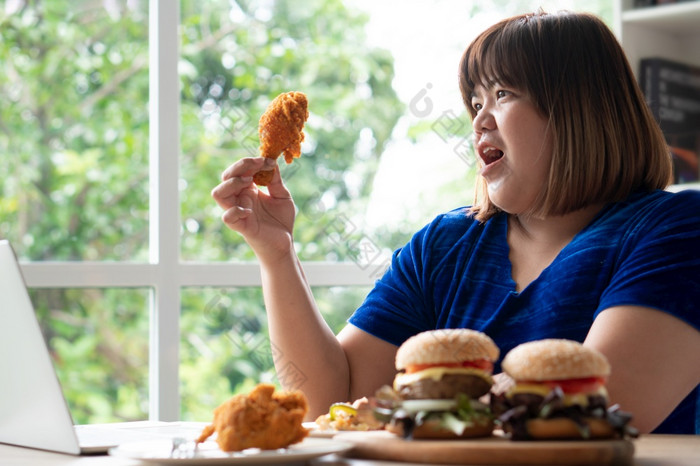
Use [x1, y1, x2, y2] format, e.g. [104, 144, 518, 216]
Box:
[180, 286, 370, 420]
[30, 288, 150, 424]
[0, 2, 149, 261]
[179, 0, 405, 262]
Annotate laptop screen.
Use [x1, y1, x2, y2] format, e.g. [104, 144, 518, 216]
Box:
[0, 240, 81, 454]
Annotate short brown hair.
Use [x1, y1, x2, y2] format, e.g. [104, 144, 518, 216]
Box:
[458, 11, 672, 222]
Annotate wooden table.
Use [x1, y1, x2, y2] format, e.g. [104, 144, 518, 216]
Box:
[0, 434, 697, 465]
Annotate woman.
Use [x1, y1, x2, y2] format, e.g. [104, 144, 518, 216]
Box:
[211, 11, 700, 434]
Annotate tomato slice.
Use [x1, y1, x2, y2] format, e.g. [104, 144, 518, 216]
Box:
[405, 359, 493, 374]
[523, 376, 607, 394]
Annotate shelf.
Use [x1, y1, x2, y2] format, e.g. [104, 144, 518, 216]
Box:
[619, 0, 700, 75]
[622, 2, 700, 32]
[618, 0, 700, 185]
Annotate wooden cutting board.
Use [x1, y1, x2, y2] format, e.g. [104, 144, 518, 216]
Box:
[333, 430, 635, 465]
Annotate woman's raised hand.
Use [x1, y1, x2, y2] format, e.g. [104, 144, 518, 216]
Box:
[211, 157, 296, 263]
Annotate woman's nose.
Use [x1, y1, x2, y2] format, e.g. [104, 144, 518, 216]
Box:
[472, 107, 495, 133]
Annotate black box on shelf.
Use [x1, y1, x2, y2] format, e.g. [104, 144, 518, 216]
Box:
[639, 57, 700, 184]
[633, 0, 656, 7]
[634, 0, 700, 8]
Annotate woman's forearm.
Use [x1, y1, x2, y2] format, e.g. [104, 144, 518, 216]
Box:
[212, 158, 350, 416]
[259, 250, 350, 417]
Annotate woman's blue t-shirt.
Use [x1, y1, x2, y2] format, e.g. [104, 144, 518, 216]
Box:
[348, 189, 700, 434]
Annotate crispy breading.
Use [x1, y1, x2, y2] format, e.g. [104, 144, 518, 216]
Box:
[196, 383, 309, 452]
[253, 91, 309, 186]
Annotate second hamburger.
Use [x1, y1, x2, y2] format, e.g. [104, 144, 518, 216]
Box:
[375, 328, 499, 439]
[493, 339, 637, 440]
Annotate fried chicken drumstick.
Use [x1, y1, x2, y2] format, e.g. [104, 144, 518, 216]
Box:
[253, 91, 309, 186]
[196, 383, 309, 452]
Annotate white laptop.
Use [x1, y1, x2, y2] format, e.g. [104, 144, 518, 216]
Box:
[0, 240, 207, 455]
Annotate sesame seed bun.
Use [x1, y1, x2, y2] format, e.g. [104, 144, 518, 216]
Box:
[502, 339, 610, 381]
[395, 329, 499, 371]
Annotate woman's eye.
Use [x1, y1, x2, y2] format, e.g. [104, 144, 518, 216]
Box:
[472, 102, 483, 111]
[496, 90, 509, 98]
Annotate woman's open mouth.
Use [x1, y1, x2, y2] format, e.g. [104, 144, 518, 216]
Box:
[479, 145, 504, 166]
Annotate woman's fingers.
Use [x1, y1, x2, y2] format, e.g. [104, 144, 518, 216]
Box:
[221, 204, 253, 227]
[220, 156, 272, 181]
[213, 156, 295, 235]
[218, 183, 255, 228]
[217, 157, 292, 201]
[211, 175, 255, 208]
[265, 163, 293, 200]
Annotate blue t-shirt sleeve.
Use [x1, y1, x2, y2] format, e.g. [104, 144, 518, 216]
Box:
[347, 210, 473, 346]
[596, 190, 700, 330]
[348, 220, 434, 346]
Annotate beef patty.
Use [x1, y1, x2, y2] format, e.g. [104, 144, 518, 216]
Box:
[397, 373, 492, 400]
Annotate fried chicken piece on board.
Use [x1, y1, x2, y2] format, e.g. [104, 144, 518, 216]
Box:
[253, 91, 309, 186]
[196, 383, 309, 452]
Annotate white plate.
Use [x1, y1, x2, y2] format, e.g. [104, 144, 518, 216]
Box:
[302, 422, 336, 439]
[108, 437, 353, 464]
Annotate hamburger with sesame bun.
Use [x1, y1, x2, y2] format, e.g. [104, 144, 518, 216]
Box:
[374, 329, 499, 439]
[492, 339, 637, 440]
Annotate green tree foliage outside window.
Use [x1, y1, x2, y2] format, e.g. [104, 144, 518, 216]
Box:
[1, 0, 152, 424]
[178, 0, 404, 262]
[0, 1, 150, 261]
[0, 0, 403, 423]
